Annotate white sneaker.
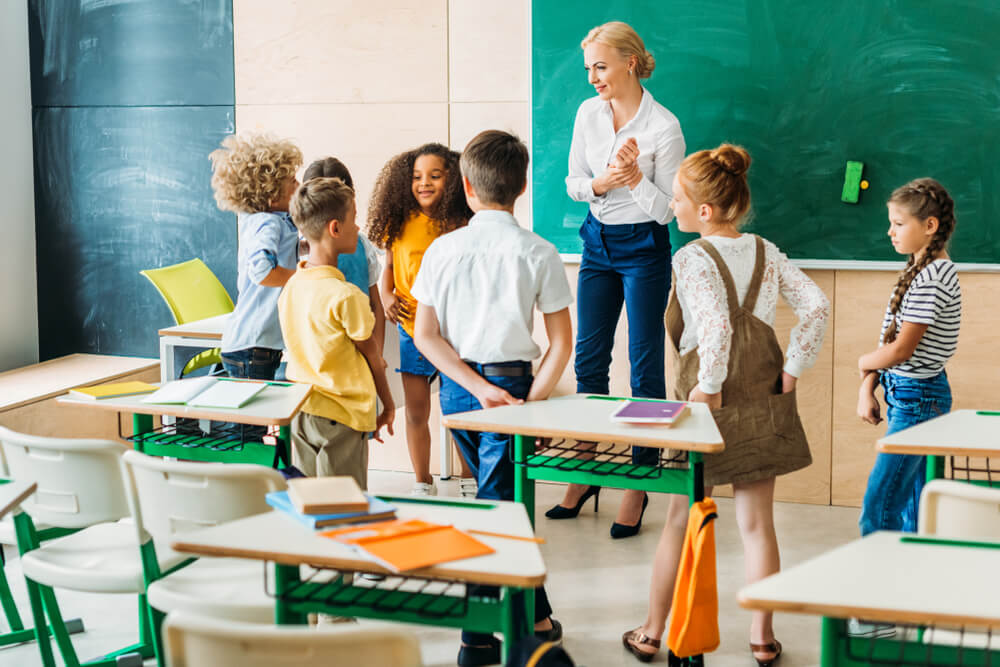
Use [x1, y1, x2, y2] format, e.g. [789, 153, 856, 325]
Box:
[847, 618, 896, 638]
[410, 481, 437, 496]
[459, 477, 479, 499]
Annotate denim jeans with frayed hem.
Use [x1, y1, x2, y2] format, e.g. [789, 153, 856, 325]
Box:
[859, 370, 951, 536]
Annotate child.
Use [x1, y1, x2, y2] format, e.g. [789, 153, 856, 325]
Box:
[301, 157, 385, 353]
[411, 130, 574, 666]
[278, 177, 395, 488]
[367, 143, 475, 496]
[209, 132, 302, 380]
[621, 144, 829, 666]
[857, 179, 959, 535]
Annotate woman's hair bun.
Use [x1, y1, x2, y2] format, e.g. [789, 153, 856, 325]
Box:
[709, 144, 751, 177]
[640, 51, 656, 77]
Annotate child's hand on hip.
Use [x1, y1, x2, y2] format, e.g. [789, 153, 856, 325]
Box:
[475, 383, 524, 409]
[857, 391, 882, 425]
[687, 386, 722, 410]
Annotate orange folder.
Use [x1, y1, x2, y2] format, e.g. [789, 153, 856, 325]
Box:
[320, 519, 494, 573]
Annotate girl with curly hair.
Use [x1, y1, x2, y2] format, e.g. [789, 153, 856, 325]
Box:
[209, 131, 302, 380]
[367, 143, 474, 496]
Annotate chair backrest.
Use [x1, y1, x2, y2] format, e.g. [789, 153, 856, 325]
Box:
[0, 426, 130, 528]
[164, 611, 423, 667]
[919, 479, 1000, 541]
[120, 450, 286, 548]
[140, 258, 234, 325]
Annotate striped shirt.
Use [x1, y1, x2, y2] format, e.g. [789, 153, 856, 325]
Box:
[880, 259, 961, 378]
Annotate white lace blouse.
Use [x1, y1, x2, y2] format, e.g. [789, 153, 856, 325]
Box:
[674, 234, 831, 394]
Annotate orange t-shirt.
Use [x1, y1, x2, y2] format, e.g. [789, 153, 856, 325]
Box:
[391, 211, 440, 336]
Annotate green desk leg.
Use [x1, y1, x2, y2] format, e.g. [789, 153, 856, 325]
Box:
[132, 414, 153, 453]
[513, 435, 534, 527]
[820, 617, 841, 666]
[277, 425, 291, 469]
[687, 452, 704, 506]
[926, 454, 944, 483]
[273, 563, 307, 625]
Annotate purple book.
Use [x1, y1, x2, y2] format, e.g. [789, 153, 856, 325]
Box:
[610, 400, 689, 425]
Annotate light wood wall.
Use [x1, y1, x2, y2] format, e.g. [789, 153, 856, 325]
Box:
[233, 2, 996, 505]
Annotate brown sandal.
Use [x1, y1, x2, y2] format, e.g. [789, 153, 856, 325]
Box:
[622, 628, 660, 663]
[750, 639, 782, 667]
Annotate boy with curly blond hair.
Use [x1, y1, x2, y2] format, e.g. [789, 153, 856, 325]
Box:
[209, 132, 302, 380]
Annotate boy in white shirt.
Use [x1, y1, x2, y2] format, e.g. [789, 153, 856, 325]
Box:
[412, 130, 574, 665]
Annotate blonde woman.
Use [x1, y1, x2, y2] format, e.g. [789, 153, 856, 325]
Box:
[551, 21, 685, 538]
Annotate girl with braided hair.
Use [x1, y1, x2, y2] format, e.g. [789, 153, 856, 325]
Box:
[857, 178, 961, 538]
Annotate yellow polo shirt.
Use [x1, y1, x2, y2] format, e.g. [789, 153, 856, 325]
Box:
[391, 211, 440, 336]
[278, 262, 376, 431]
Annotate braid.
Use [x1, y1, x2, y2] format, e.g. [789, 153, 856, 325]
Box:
[882, 178, 957, 344]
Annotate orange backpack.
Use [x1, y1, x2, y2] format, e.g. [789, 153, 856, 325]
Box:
[666, 497, 720, 658]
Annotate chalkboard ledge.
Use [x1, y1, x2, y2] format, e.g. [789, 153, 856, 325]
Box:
[557, 255, 1000, 273]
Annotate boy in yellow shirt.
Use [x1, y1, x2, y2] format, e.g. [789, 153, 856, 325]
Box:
[279, 177, 395, 488]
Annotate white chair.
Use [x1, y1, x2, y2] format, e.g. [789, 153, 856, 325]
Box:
[918, 479, 1000, 541]
[120, 450, 287, 666]
[163, 610, 423, 667]
[918, 479, 1000, 650]
[0, 425, 184, 667]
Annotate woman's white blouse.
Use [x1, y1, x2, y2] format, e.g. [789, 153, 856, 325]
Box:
[565, 88, 685, 225]
[674, 234, 831, 395]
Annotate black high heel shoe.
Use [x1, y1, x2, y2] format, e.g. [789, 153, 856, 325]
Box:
[610, 493, 649, 539]
[544, 485, 601, 519]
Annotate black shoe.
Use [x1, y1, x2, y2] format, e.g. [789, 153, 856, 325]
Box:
[457, 636, 501, 666]
[544, 485, 601, 519]
[535, 618, 563, 644]
[610, 493, 649, 539]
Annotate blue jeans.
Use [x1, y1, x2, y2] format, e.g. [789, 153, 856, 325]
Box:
[575, 212, 670, 465]
[859, 371, 952, 536]
[396, 325, 438, 379]
[221, 347, 282, 380]
[438, 361, 552, 643]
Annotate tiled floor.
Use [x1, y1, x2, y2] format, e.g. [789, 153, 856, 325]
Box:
[0, 471, 860, 667]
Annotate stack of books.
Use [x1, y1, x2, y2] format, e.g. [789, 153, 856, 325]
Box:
[266, 476, 396, 529]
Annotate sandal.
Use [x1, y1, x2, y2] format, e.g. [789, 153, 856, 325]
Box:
[750, 639, 782, 667]
[622, 627, 660, 663]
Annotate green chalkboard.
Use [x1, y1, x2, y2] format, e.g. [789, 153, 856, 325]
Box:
[532, 1, 1000, 263]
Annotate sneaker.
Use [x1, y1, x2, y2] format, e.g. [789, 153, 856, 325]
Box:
[459, 477, 479, 499]
[848, 618, 896, 638]
[410, 481, 438, 496]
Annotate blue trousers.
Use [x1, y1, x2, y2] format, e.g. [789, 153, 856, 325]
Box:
[438, 361, 552, 643]
[575, 212, 670, 465]
[859, 371, 952, 536]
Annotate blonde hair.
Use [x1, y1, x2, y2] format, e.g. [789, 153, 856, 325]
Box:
[677, 143, 752, 225]
[209, 132, 302, 214]
[289, 177, 354, 241]
[581, 21, 655, 78]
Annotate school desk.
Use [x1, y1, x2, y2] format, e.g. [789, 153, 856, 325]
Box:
[739, 531, 1000, 666]
[56, 381, 311, 467]
[877, 410, 1000, 487]
[170, 496, 543, 663]
[157, 313, 229, 383]
[441, 394, 724, 524]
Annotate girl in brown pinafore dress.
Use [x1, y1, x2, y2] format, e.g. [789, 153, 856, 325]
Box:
[622, 145, 830, 666]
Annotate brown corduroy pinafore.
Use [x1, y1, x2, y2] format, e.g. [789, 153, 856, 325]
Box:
[665, 236, 812, 486]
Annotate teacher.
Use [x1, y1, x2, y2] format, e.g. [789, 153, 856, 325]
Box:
[547, 21, 685, 538]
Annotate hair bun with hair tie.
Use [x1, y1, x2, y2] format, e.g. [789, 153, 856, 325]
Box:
[709, 144, 751, 177]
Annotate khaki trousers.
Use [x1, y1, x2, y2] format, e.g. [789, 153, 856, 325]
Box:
[291, 412, 368, 489]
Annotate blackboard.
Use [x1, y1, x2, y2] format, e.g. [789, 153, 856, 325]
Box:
[532, 1, 1000, 263]
[28, 0, 234, 107]
[34, 106, 237, 359]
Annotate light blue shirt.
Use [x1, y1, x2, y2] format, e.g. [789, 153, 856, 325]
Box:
[222, 211, 299, 353]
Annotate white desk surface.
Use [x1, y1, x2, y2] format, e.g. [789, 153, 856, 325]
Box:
[442, 394, 724, 453]
[739, 531, 1000, 629]
[56, 381, 312, 426]
[877, 410, 1000, 457]
[157, 314, 230, 340]
[0, 481, 36, 521]
[171, 497, 545, 588]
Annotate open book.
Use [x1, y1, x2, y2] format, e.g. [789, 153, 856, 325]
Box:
[141, 377, 266, 410]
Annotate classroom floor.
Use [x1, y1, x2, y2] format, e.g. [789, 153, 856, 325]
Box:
[0, 471, 860, 667]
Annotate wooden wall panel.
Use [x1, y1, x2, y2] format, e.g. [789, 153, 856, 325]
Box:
[449, 0, 529, 102]
[234, 0, 447, 105]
